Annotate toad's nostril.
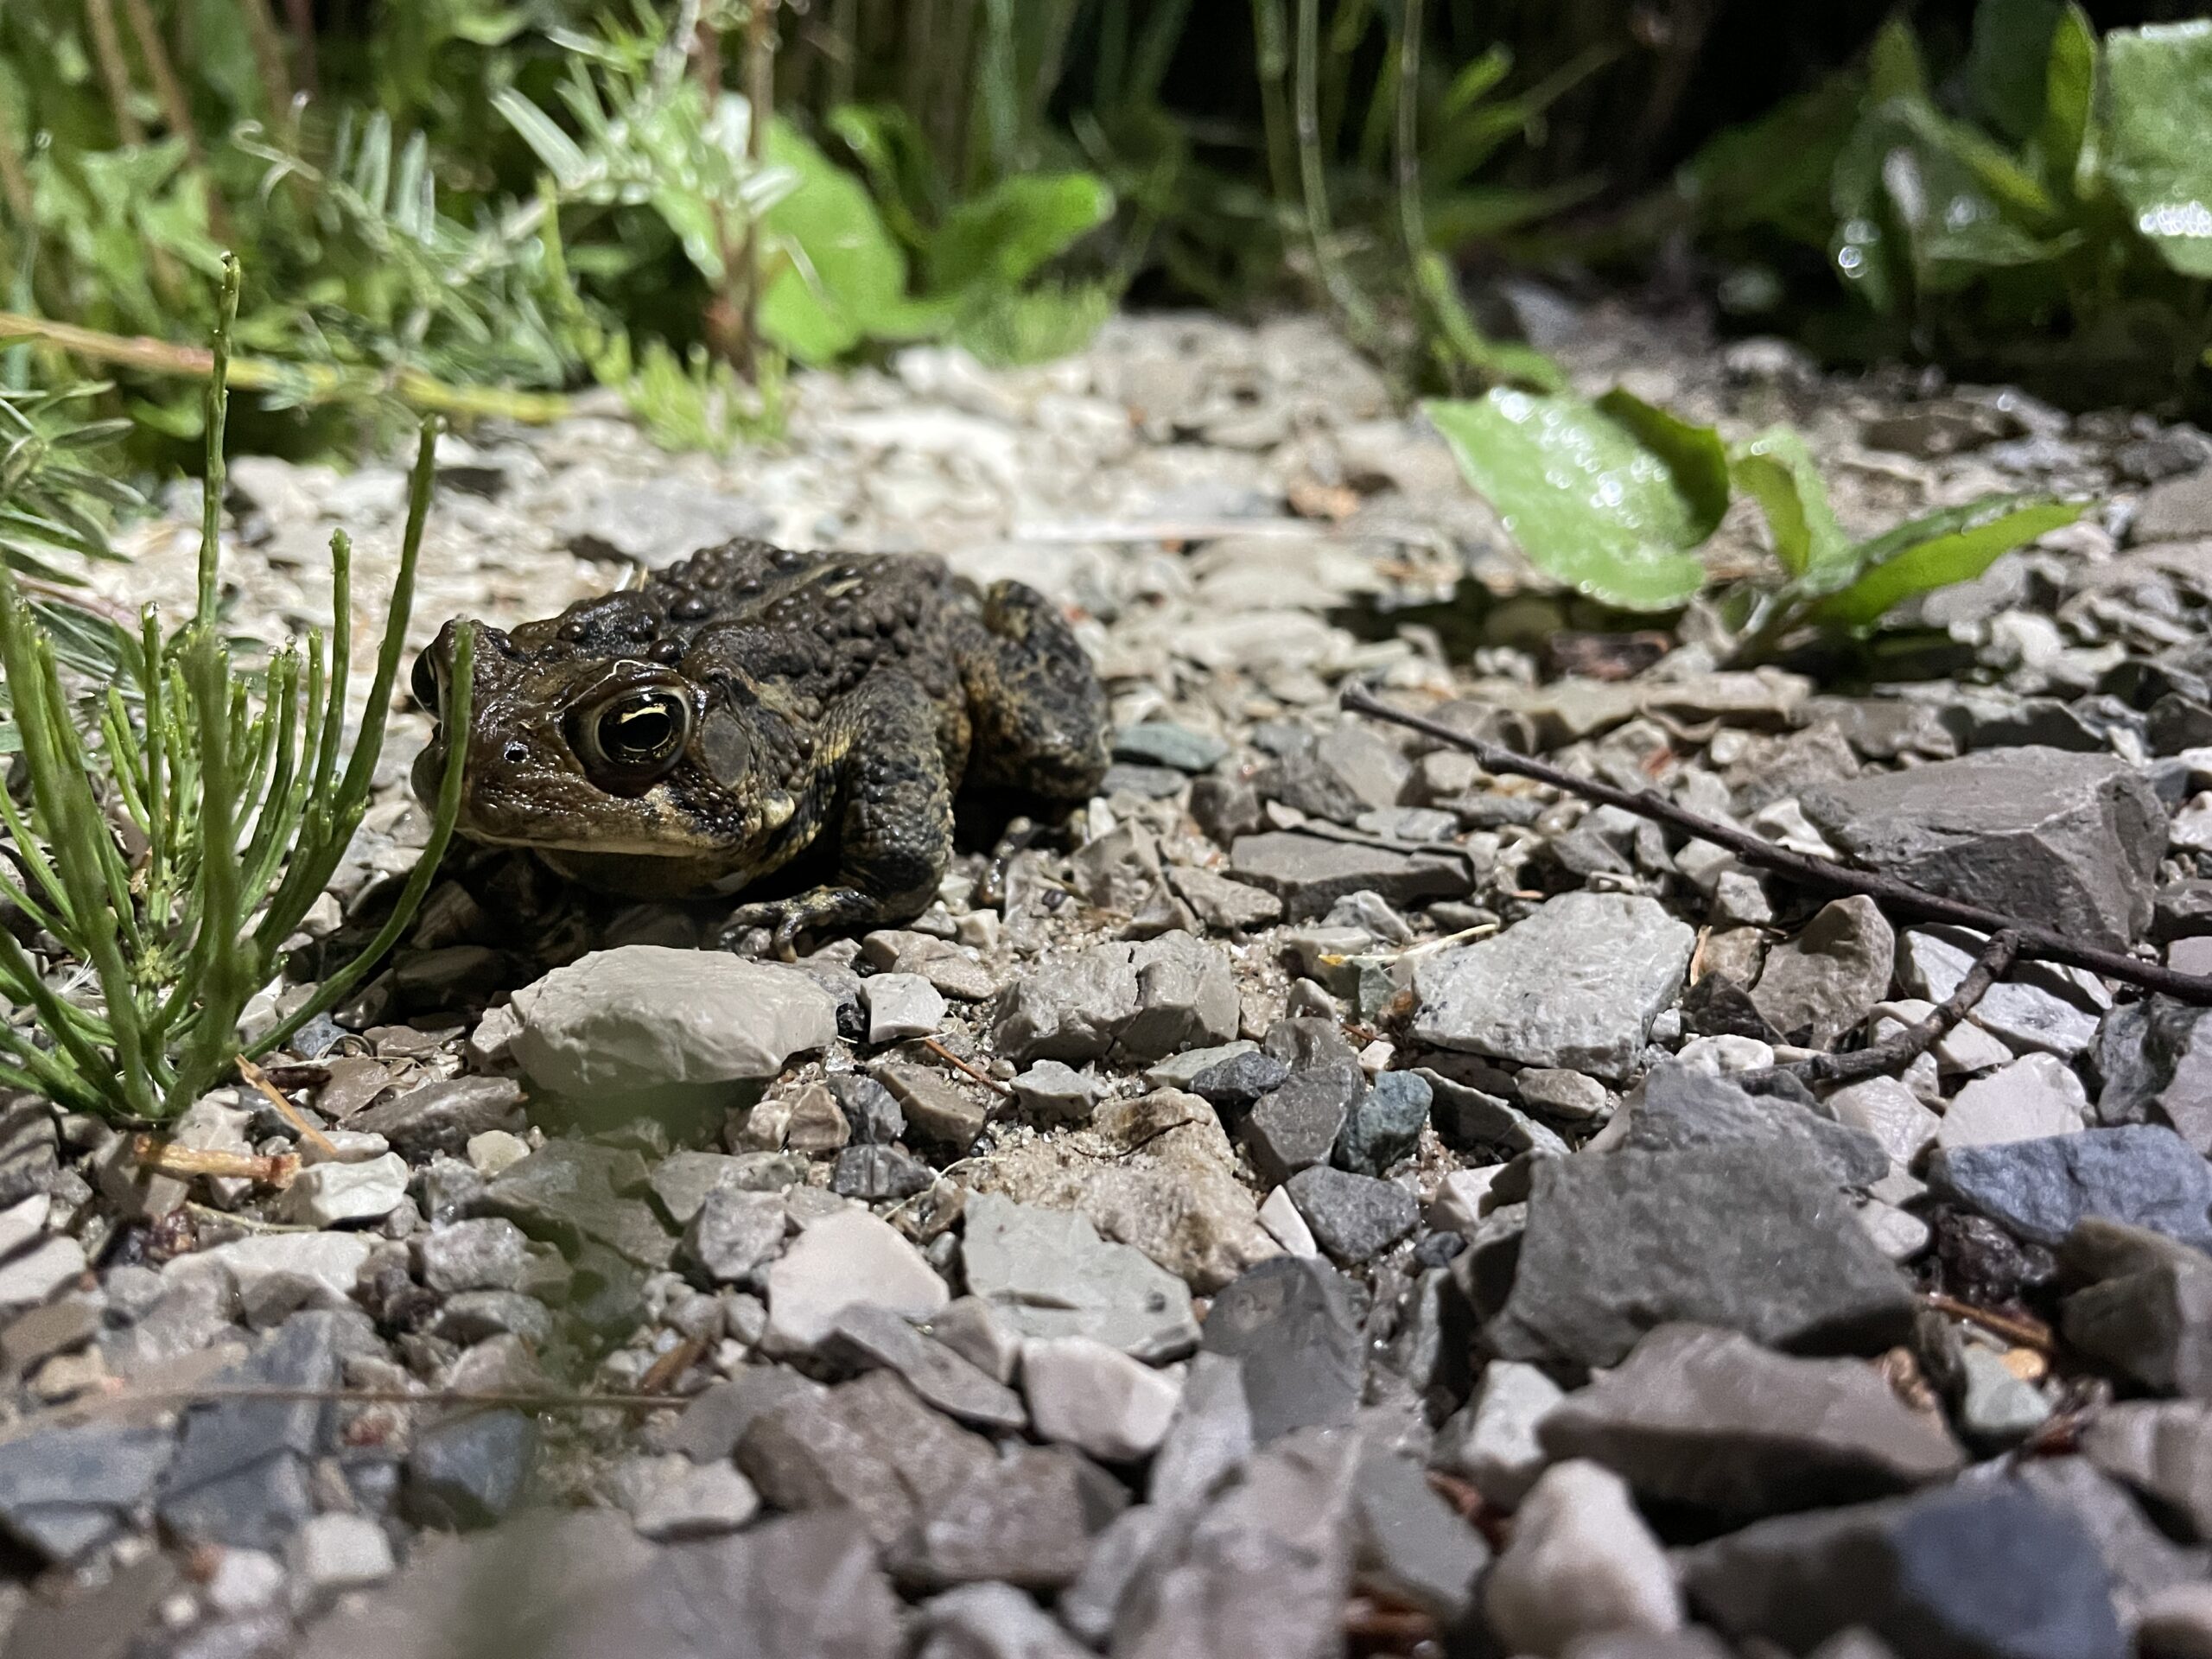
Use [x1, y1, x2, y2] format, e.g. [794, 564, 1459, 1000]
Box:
[503, 741, 528, 765]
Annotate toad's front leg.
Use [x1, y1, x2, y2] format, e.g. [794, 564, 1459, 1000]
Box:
[717, 671, 953, 957]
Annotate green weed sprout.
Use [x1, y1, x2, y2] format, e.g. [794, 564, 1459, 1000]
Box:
[0, 255, 473, 1122]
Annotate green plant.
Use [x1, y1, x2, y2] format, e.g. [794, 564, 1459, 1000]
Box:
[0, 258, 472, 1121]
[1680, 0, 2212, 407]
[1427, 382, 2082, 655]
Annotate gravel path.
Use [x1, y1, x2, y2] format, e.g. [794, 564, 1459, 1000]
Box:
[8, 298, 2212, 1657]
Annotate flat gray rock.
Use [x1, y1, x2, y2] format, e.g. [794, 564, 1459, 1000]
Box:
[476, 1140, 675, 1269]
[1487, 1144, 1919, 1370]
[990, 932, 1237, 1065]
[1750, 896, 1895, 1047]
[1538, 1323, 1965, 1518]
[511, 946, 838, 1099]
[1200, 1256, 1364, 1443]
[1928, 1125, 2212, 1251]
[960, 1193, 1198, 1361]
[1802, 747, 2166, 951]
[1229, 832, 1467, 921]
[1412, 893, 1694, 1083]
[0, 1421, 176, 1562]
[1622, 1065, 1889, 1188]
[1679, 1481, 2126, 1659]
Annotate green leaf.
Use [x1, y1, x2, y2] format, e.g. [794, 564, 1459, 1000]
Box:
[1592, 389, 1732, 539]
[927, 173, 1114, 296]
[1809, 499, 2085, 630]
[1677, 72, 1864, 245]
[1727, 426, 1847, 582]
[1868, 17, 1929, 103]
[2038, 5, 2096, 192]
[759, 122, 941, 364]
[2102, 22, 2212, 277]
[1970, 0, 2066, 140]
[1425, 389, 1714, 613]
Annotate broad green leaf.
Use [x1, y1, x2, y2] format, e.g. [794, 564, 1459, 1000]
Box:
[1809, 499, 2084, 630]
[758, 123, 940, 365]
[1728, 426, 1847, 582]
[1969, 0, 2066, 140]
[1425, 389, 1714, 612]
[1593, 389, 1732, 538]
[2102, 22, 2212, 277]
[927, 173, 1115, 296]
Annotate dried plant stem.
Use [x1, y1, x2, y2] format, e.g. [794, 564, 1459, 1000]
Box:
[233, 0, 297, 125]
[82, 0, 148, 146]
[1342, 684, 2212, 1004]
[119, 0, 209, 168]
[0, 310, 571, 423]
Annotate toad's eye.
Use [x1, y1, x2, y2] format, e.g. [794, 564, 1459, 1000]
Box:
[577, 690, 691, 785]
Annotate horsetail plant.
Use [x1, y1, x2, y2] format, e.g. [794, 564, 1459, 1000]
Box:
[0, 255, 474, 1122]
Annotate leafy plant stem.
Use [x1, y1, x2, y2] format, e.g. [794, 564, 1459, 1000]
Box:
[0, 311, 573, 423]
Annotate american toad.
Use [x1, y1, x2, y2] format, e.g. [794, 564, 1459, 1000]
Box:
[411, 539, 1109, 950]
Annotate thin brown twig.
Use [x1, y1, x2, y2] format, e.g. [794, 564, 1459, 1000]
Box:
[1925, 1291, 2056, 1353]
[1764, 929, 2021, 1089]
[1342, 684, 2212, 1004]
[918, 1035, 1013, 1096]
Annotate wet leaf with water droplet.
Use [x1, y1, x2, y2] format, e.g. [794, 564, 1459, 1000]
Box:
[1425, 389, 1719, 612]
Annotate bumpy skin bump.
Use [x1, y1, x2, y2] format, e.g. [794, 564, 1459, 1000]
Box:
[411, 539, 1109, 951]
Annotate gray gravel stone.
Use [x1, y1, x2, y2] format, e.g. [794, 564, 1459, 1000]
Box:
[1009, 1059, 1098, 1123]
[822, 1302, 1027, 1432]
[914, 1582, 1092, 1659]
[1938, 1055, 2088, 1150]
[477, 1140, 675, 1269]
[405, 1409, 537, 1529]
[1680, 1480, 2126, 1659]
[282, 1152, 410, 1226]
[1335, 1072, 1432, 1175]
[2079, 1400, 2212, 1540]
[1750, 896, 1896, 1047]
[160, 1312, 342, 1549]
[1021, 1335, 1181, 1461]
[762, 1209, 947, 1355]
[1112, 1425, 1362, 1659]
[831, 1144, 934, 1201]
[419, 1218, 530, 1294]
[1621, 1065, 1889, 1188]
[681, 1188, 788, 1285]
[1168, 866, 1285, 931]
[1538, 1323, 1964, 1517]
[960, 1193, 1198, 1361]
[0, 1421, 175, 1562]
[509, 946, 838, 1098]
[991, 932, 1237, 1065]
[352, 1077, 525, 1161]
[1802, 747, 2166, 951]
[1412, 893, 1695, 1082]
[1929, 1125, 2212, 1250]
[1242, 1065, 1358, 1185]
[1431, 1360, 1563, 1509]
[1229, 831, 1467, 921]
[1148, 1351, 1255, 1511]
[863, 973, 946, 1043]
[873, 1063, 988, 1151]
[1284, 1166, 1417, 1263]
[2060, 1221, 2212, 1398]
[1487, 1144, 1918, 1370]
[1486, 1459, 1682, 1655]
[1899, 927, 2106, 1057]
[1351, 1444, 1488, 1624]
[1116, 721, 1230, 772]
[827, 1074, 905, 1143]
[1187, 1051, 1290, 1114]
[1201, 1255, 1363, 1442]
